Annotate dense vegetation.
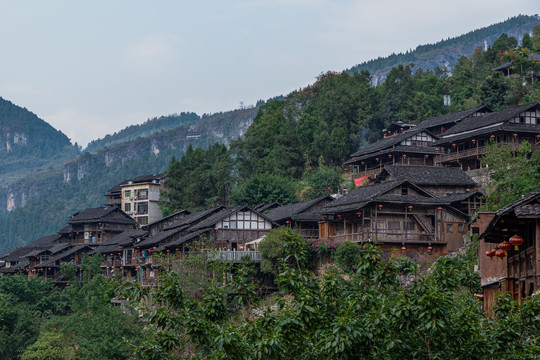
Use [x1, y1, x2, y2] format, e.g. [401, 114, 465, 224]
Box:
[2, 22, 540, 253]
[120, 229, 540, 359]
[85, 112, 200, 153]
[0, 255, 142, 360]
[348, 14, 539, 84]
[161, 29, 540, 213]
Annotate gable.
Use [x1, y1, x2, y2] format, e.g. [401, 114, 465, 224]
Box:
[215, 209, 273, 230]
[400, 131, 436, 146]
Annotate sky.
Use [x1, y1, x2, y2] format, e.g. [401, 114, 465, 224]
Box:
[0, 1, 538, 147]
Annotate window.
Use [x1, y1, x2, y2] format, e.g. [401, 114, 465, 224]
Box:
[401, 186, 408, 195]
[124, 190, 131, 198]
[458, 224, 464, 232]
[388, 221, 400, 230]
[124, 203, 131, 212]
[137, 189, 149, 200]
[137, 202, 148, 215]
[446, 224, 454, 233]
[137, 217, 148, 225]
[406, 222, 415, 230]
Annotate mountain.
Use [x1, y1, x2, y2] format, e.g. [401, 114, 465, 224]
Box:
[0, 106, 259, 253]
[0, 97, 79, 186]
[85, 112, 200, 153]
[347, 14, 540, 84]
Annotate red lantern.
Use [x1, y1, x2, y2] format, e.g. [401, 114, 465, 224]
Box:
[407, 205, 413, 211]
[452, 143, 456, 148]
[349, 164, 352, 168]
[401, 245, 406, 252]
[356, 211, 362, 217]
[376, 157, 380, 162]
[377, 204, 383, 210]
[402, 154, 406, 159]
[176, 248, 180, 252]
[472, 139, 476, 144]
[486, 249, 496, 260]
[337, 215, 342, 219]
[474, 294, 484, 301]
[509, 235, 524, 251]
[495, 249, 506, 260]
[400, 127, 404, 132]
[437, 207, 442, 211]
[286, 220, 291, 224]
[167, 249, 171, 253]
[361, 161, 365, 165]
[490, 135, 495, 139]
[427, 245, 433, 252]
[388, 154, 392, 158]
[322, 217, 327, 221]
[499, 241, 511, 256]
[424, 154, 429, 159]
[513, 133, 517, 138]
[214, 227, 218, 232]
[435, 148, 440, 152]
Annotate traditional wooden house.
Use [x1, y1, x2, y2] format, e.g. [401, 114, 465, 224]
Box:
[57, 206, 137, 245]
[0, 235, 58, 276]
[433, 102, 540, 170]
[266, 195, 334, 239]
[319, 169, 476, 260]
[344, 106, 491, 183]
[479, 187, 540, 312]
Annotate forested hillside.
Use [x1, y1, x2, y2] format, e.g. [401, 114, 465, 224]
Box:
[0, 106, 259, 253]
[0, 97, 79, 185]
[348, 14, 540, 84]
[161, 29, 540, 214]
[85, 112, 199, 153]
[2, 19, 540, 254]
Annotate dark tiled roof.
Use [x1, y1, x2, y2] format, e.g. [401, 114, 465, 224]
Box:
[344, 146, 439, 164]
[434, 122, 540, 145]
[163, 206, 225, 231]
[349, 128, 438, 158]
[105, 181, 128, 195]
[69, 207, 136, 225]
[415, 105, 491, 131]
[35, 245, 92, 269]
[135, 227, 184, 248]
[254, 202, 282, 213]
[321, 181, 403, 213]
[515, 204, 540, 216]
[440, 103, 539, 137]
[92, 229, 147, 253]
[0, 235, 59, 262]
[266, 195, 333, 222]
[378, 166, 478, 187]
[480, 187, 540, 239]
[163, 229, 209, 250]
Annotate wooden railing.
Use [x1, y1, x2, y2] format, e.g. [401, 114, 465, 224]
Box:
[209, 251, 262, 262]
[322, 231, 439, 244]
[436, 142, 539, 165]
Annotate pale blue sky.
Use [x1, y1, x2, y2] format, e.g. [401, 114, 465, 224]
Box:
[0, 0, 537, 147]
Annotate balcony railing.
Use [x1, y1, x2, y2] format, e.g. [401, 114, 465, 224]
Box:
[322, 231, 439, 244]
[209, 251, 261, 262]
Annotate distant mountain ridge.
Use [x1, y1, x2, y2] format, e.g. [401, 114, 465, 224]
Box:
[347, 14, 540, 84]
[0, 97, 79, 186]
[85, 112, 200, 153]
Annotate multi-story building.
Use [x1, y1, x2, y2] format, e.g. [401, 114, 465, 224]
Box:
[106, 174, 166, 225]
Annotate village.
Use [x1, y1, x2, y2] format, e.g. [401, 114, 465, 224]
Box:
[1, 101, 539, 315]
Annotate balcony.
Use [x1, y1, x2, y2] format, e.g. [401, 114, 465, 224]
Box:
[209, 251, 261, 262]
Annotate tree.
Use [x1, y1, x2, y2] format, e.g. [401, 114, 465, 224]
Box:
[480, 141, 540, 210]
[230, 174, 297, 207]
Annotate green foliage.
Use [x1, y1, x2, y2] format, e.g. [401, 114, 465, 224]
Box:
[393, 256, 417, 274]
[230, 174, 297, 207]
[160, 143, 233, 212]
[480, 141, 540, 210]
[20, 329, 75, 360]
[303, 167, 342, 199]
[334, 241, 362, 272]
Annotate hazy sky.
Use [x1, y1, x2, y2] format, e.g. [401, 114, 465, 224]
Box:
[0, 1, 537, 147]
